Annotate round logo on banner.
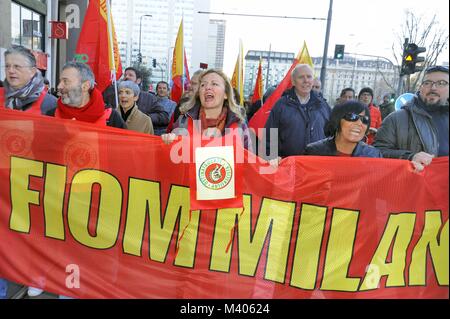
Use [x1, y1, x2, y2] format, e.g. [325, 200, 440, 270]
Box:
[64, 141, 97, 171]
[1, 129, 31, 156]
[198, 157, 233, 190]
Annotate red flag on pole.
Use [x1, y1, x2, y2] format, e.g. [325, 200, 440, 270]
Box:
[251, 57, 263, 105]
[248, 41, 314, 136]
[75, 0, 122, 93]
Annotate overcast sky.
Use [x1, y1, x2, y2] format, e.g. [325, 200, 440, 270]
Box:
[208, 0, 449, 74]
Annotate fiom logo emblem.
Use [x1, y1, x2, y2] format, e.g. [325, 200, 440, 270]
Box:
[198, 157, 233, 190]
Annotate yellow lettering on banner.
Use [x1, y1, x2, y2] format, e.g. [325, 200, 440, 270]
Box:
[410, 212, 449, 286]
[210, 196, 295, 283]
[68, 170, 122, 249]
[170, 187, 200, 268]
[360, 213, 416, 290]
[124, 182, 199, 267]
[290, 204, 327, 290]
[9, 157, 43, 233]
[321, 209, 361, 292]
[43, 163, 67, 240]
[209, 201, 245, 272]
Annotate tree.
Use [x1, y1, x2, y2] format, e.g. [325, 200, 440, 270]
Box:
[393, 10, 449, 92]
[131, 63, 152, 92]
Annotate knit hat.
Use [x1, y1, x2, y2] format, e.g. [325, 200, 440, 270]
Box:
[358, 87, 374, 99]
[118, 80, 140, 97]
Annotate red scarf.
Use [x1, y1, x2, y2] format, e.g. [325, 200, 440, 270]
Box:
[57, 88, 106, 123]
[199, 106, 228, 136]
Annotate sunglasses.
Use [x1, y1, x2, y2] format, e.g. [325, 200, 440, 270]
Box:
[343, 112, 370, 125]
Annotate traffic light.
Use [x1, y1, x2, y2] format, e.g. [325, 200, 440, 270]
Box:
[152, 58, 157, 68]
[137, 52, 142, 64]
[334, 44, 345, 60]
[400, 43, 426, 76]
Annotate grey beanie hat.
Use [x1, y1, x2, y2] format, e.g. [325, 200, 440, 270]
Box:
[118, 80, 140, 97]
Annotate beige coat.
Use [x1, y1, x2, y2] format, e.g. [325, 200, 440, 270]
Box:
[122, 104, 154, 134]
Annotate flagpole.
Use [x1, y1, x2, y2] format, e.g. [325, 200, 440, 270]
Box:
[259, 56, 263, 107]
[181, 16, 184, 96]
[239, 39, 244, 106]
[106, 0, 119, 108]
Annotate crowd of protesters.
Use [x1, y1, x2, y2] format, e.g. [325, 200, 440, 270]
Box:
[0, 44, 448, 298]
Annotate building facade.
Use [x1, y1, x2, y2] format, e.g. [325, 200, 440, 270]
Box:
[207, 19, 225, 70]
[0, 0, 56, 84]
[0, 0, 91, 88]
[244, 49, 398, 105]
[313, 57, 397, 105]
[244, 50, 295, 98]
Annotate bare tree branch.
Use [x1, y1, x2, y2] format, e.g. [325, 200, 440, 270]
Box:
[394, 10, 449, 93]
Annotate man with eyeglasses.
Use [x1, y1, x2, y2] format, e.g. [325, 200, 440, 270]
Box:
[1, 45, 56, 114]
[375, 65, 449, 172]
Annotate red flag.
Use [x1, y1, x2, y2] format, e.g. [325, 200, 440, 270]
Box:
[75, 0, 122, 93]
[251, 57, 263, 105]
[248, 42, 314, 136]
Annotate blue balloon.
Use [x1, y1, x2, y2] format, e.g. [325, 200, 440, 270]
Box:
[395, 93, 415, 111]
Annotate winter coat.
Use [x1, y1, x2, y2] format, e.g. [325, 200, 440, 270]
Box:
[374, 95, 448, 159]
[264, 88, 331, 158]
[121, 104, 154, 134]
[153, 96, 177, 135]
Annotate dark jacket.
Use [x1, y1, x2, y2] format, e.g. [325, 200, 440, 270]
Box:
[264, 88, 331, 158]
[305, 137, 382, 158]
[103, 85, 169, 126]
[173, 103, 253, 151]
[374, 95, 448, 159]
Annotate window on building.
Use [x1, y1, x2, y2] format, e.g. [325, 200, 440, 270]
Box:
[11, 2, 44, 51]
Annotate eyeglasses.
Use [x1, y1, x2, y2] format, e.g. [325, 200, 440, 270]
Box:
[420, 80, 449, 88]
[343, 112, 370, 125]
[4, 64, 34, 71]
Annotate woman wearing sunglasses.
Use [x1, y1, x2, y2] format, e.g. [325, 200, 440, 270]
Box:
[304, 101, 382, 157]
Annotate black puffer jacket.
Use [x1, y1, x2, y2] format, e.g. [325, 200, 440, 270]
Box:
[305, 137, 382, 158]
[374, 95, 448, 159]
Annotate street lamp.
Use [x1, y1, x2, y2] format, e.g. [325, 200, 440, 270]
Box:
[138, 14, 152, 64]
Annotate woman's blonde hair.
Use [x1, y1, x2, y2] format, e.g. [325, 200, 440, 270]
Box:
[179, 69, 245, 122]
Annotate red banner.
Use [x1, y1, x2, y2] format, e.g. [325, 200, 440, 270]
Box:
[0, 108, 448, 299]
